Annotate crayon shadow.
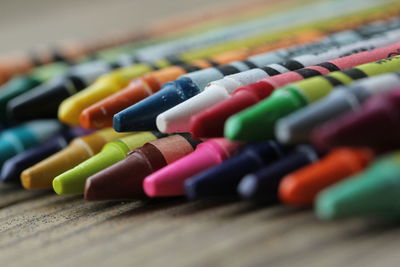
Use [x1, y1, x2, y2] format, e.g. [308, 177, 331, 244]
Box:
[220, 201, 309, 219]
[340, 217, 400, 239]
[167, 198, 239, 217]
[107, 197, 187, 219]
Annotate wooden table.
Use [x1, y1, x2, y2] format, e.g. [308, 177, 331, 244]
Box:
[1, 183, 400, 267]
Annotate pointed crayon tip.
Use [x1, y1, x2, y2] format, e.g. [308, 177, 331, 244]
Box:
[315, 192, 343, 220]
[224, 115, 247, 140]
[58, 99, 81, 126]
[53, 173, 82, 195]
[143, 176, 158, 197]
[84, 178, 98, 201]
[237, 175, 259, 200]
[112, 113, 125, 132]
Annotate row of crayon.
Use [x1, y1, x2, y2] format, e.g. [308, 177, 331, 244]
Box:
[1, 0, 400, 221]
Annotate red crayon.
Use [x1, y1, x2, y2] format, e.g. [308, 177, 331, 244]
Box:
[190, 42, 400, 138]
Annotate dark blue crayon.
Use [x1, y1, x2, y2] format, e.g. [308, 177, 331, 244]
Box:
[112, 64, 250, 131]
[184, 141, 290, 200]
[238, 145, 321, 203]
[7, 60, 130, 123]
[113, 77, 200, 131]
[0, 127, 92, 183]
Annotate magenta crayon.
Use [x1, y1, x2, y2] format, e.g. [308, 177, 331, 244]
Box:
[312, 89, 400, 153]
[143, 138, 243, 197]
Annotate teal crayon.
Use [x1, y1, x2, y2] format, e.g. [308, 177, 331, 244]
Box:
[0, 62, 70, 124]
[316, 151, 400, 220]
[0, 120, 63, 169]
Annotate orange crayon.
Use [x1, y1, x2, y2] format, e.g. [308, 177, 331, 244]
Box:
[279, 148, 373, 207]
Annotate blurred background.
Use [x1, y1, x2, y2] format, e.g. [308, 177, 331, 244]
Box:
[0, 0, 237, 53]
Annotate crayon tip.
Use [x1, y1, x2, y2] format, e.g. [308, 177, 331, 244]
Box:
[184, 177, 211, 200]
[278, 177, 303, 205]
[155, 113, 169, 133]
[0, 160, 19, 183]
[20, 170, 34, 189]
[58, 99, 82, 126]
[224, 115, 253, 141]
[84, 178, 98, 201]
[112, 113, 124, 132]
[53, 175, 78, 195]
[315, 193, 343, 220]
[52, 163, 94, 195]
[143, 177, 158, 197]
[79, 109, 97, 129]
[143, 175, 177, 197]
[237, 175, 258, 200]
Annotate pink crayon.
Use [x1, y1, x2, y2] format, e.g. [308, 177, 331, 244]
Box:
[190, 42, 400, 138]
[143, 138, 243, 197]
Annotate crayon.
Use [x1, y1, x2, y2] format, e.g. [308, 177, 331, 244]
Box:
[9, 6, 289, 124]
[191, 41, 400, 139]
[116, 30, 400, 133]
[52, 132, 166, 195]
[312, 89, 400, 153]
[57, 0, 339, 126]
[225, 53, 400, 141]
[20, 128, 131, 190]
[67, 29, 322, 128]
[79, 29, 322, 130]
[0, 120, 62, 169]
[184, 141, 289, 200]
[7, 60, 144, 123]
[0, 127, 91, 183]
[275, 73, 400, 144]
[316, 151, 400, 220]
[81, 17, 400, 130]
[1, 0, 395, 87]
[102, 2, 398, 131]
[279, 148, 373, 207]
[158, 29, 400, 133]
[84, 134, 201, 201]
[0, 62, 71, 124]
[143, 138, 242, 197]
[238, 145, 320, 202]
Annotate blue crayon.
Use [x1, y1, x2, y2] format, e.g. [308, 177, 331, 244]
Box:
[0, 120, 63, 169]
[114, 78, 199, 131]
[238, 145, 321, 203]
[0, 127, 92, 183]
[113, 65, 250, 131]
[184, 141, 290, 200]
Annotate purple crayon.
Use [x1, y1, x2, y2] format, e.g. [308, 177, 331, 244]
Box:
[312, 88, 400, 153]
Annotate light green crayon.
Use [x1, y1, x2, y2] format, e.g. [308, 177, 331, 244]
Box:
[52, 132, 164, 195]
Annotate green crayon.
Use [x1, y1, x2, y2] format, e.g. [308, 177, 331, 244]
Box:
[316, 152, 400, 220]
[225, 55, 400, 141]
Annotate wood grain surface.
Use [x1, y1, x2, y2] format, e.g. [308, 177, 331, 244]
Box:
[1, 182, 400, 267]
